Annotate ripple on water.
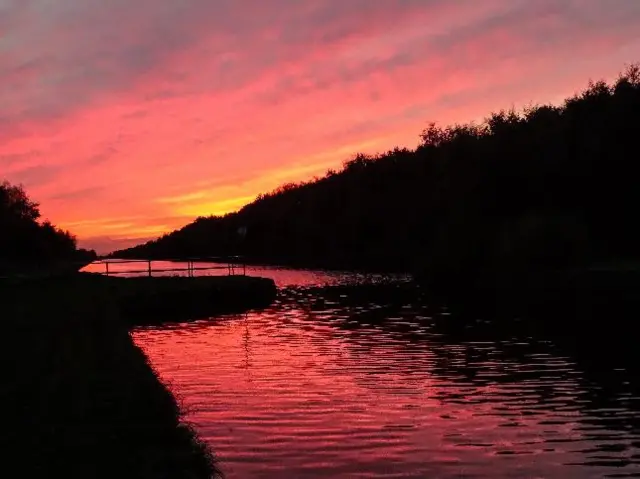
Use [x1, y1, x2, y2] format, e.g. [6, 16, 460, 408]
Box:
[133, 268, 640, 479]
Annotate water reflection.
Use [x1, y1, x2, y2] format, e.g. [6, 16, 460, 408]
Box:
[133, 268, 640, 478]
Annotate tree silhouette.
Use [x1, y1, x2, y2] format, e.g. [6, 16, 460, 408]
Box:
[1, 181, 96, 273]
[113, 64, 640, 282]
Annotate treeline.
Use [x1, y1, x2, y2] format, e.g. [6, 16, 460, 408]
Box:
[114, 65, 640, 281]
[1, 181, 96, 271]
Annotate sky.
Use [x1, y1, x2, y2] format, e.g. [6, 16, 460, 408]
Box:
[2, 0, 640, 253]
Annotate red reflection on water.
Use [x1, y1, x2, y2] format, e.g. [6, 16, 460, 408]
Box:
[131, 292, 637, 479]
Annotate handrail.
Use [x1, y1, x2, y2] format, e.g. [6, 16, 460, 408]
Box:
[93, 257, 247, 277]
[95, 255, 244, 264]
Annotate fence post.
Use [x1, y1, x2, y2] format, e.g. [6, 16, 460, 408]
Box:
[148, 260, 152, 277]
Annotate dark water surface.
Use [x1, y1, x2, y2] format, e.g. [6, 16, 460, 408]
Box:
[131, 267, 640, 478]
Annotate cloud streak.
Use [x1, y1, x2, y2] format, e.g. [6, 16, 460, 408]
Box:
[1, 0, 639, 252]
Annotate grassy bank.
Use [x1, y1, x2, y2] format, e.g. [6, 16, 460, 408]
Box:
[2, 273, 277, 478]
[3, 277, 220, 478]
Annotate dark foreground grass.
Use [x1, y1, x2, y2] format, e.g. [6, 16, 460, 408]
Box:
[1, 273, 276, 478]
[3, 321, 219, 477]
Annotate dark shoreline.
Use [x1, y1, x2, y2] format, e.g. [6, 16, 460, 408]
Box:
[3, 273, 277, 478]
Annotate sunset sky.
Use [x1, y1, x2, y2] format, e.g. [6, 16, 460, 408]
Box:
[2, 0, 640, 253]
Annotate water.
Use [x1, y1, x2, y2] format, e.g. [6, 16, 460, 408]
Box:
[128, 265, 640, 478]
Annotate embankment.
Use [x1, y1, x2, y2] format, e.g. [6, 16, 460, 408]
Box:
[2, 273, 276, 477]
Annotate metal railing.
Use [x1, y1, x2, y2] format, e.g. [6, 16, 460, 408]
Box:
[92, 256, 247, 277]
